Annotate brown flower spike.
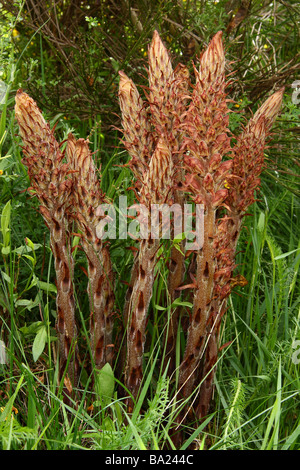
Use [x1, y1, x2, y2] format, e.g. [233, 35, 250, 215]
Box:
[118, 31, 189, 402]
[147, 31, 190, 376]
[15, 90, 79, 391]
[124, 137, 174, 407]
[195, 89, 284, 419]
[178, 31, 232, 402]
[66, 134, 115, 370]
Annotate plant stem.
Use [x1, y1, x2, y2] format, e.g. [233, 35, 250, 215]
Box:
[125, 238, 160, 410]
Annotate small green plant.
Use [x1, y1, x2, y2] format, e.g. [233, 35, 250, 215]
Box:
[0, 375, 36, 450]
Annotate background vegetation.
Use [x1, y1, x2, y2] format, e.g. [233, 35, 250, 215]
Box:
[0, 0, 299, 450]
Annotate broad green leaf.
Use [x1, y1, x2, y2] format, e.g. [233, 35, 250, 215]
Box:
[13, 243, 42, 255]
[257, 211, 266, 234]
[1, 245, 10, 255]
[15, 296, 40, 311]
[30, 278, 57, 294]
[95, 362, 115, 404]
[37, 280, 57, 293]
[1, 270, 11, 284]
[32, 326, 47, 362]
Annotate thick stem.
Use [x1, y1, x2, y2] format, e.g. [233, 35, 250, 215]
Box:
[164, 188, 186, 376]
[85, 241, 114, 369]
[194, 212, 242, 418]
[125, 238, 159, 410]
[118, 253, 139, 378]
[164, 241, 185, 376]
[195, 329, 218, 419]
[49, 216, 78, 390]
[179, 203, 216, 399]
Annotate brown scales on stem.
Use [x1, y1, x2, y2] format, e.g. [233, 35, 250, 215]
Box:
[178, 31, 232, 406]
[125, 137, 174, 409]
[118, 31, 189, 404]
[15, 90, 79, 395]
[195, 87, 284, 419]
[66, 135, 115, 370]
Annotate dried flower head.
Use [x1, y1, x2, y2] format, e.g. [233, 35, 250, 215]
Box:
[228, 87, 285, 213]
[15, 89, 71, 213]
[184, 31, 232, 208]
[118, 71, 154, 179]
[15, 90, 78, 390]
[66, 134, 115, 368]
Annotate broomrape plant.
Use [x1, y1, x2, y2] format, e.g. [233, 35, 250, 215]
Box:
[14, 30, 284, 442]
[15, 91, 79, 397]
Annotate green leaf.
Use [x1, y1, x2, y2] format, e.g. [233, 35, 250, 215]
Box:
[282, 426, 300, 450]
[173, 232, 187, 243]
[180, 414, 214, 450]
[1, 270, 11, 284]
[171, 299, 193, 309]
[15, 296, 40, 311]
[123, 410, 147, 450]
[32, 326, 47, 362]
[257, 211, 266, 234]
[19, 321, 44, 336]
[22, 254, 35, 265]
[1, 246, 10, 255]
[24, 237, 36, 251]
[154, 304, 166, 311]
[30, 278, 57, 294]
[13, 243, 42, 255]
[95, 362, 115, 404]
[1, 200, 11, 248]
[0, 375, 24, 424]
[274, 248, 300, 260]
[37, 280, 57, 293]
